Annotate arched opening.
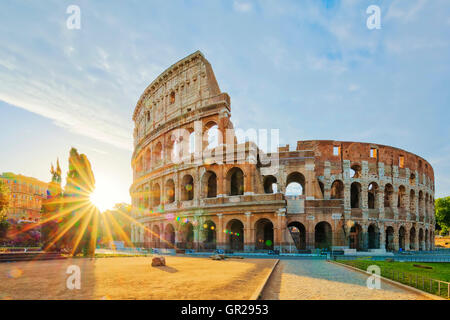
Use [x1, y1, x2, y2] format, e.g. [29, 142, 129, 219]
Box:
[350, 182, 361, 208]
[286, 172, 305, 196]
[164, 224, 175, 248]
[170, 91, 175, 104]
[398, 186, 406, 208]
[425, 228, 429, 250]
[384, 184, 394, 208]
[153, 142, 162, 166]
[318, 181, 324, 198]
[315, 221, 332, 250]
[409, 173, 416, 186]
[202, 220, 216, 250]
[263, 175, 277, 194]
[330, 180, 344, 199]
[410, 190, 416, 213]
[287, 222, 306, 250]
[255, 219, 274, 250]
[425, 193, 429, 217]
[368, 224, 379, 249]
[202, 171, 217, 198]
[165, 179, 175, 203]
[152, 225, 161, 248]
[409, 227, 416, 250]
[385, 226, 395, 252]
[204, 123, 219, 150]
[399, 226, 406, 251]
[181, 175, 194, 201]
[349, 223, 363, 250]
[226, 219, 244, 251]
[152, 183, 161, 207]
[227, 167, 244, 196]
[419, 228, 424, 251]
[350, 164, 361, 178]
[181, 222, 194, 249]
[368, 182, 378, 209]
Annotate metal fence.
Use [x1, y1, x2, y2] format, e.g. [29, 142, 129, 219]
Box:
[387, 269, 450, 299]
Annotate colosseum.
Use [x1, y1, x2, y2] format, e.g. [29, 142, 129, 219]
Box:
[129, 51, 435, 254]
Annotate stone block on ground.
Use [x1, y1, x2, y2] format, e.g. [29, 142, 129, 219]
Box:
[151, 256, 166, 267]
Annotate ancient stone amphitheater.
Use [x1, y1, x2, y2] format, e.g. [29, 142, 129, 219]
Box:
[130, 51, 435, 253]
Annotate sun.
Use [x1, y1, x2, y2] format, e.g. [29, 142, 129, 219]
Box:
[89, 188, 115, 213]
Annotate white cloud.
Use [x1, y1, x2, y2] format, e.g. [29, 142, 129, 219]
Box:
[233, 1, 253, 13]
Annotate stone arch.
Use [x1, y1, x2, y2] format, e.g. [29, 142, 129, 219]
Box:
[164, 223, 175, 248]
[409, 227, 416, 250]
[152, 183, 161, 207]
[181, 174, 194, 201]
[153, 142, 162, 166]
[350, 182, 362, 208]
[201, 170, 217, 198]
[349, 222, 363, 250]
[399, 226, 406, 251]
[255, 218, 274, 250]
[318, 180, 325, 198]
[202, 220, 216, 250]
[164, 179, 175, 203]
[368, 224, 379, 249]
[368, 182, 379, 209]
[263, 175, 277, 194]
[315, 221, 332, 249]
[180, 221, 194, 249]
[203, 121, 219, 150]
[425, 228, 429, 250]
[350, 163, 362, 178]
[287, 221, 306, 250]
[330, 180, 344, 199]
[226, 219, 244, 251]
[385, 226, 395, 252]
[226, 167, 244, 196]
[286, 172, 305, 196]
[384, 184, 394, 208]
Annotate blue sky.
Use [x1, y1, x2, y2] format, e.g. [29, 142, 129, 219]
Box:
[0, 0, 449, 207]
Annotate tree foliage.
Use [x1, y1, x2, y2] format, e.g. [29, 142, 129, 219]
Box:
[435, 197, 450, 235]
[0, 181, 11, 239]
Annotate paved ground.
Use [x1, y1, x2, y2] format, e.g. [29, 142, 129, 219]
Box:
[261, 260, 432, 300]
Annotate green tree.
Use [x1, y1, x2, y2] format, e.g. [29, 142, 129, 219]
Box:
[435, 197, 450, 235]
[0, 181, 11, 239]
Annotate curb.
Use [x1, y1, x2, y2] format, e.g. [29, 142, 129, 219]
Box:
[328, 260, 446, 300]
[250, 259, 280, 300]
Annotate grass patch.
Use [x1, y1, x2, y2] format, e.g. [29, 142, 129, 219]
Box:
[337, 259, 450, 298]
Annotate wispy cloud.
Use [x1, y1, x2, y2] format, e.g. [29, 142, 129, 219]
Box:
[233, 1, 253, 13]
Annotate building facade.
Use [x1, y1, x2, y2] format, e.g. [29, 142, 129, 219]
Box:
[129, 51, 435, 253]
[0, 172, 48, 222]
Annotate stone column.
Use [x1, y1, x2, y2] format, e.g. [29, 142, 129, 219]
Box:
[244, 212, 253, 252]
[405, 227, 410, 251]
[217, 214, 225, 250]
[362, 224, 369, 251]
[276, 211, 286, 252]
[379, 223, 385, 250]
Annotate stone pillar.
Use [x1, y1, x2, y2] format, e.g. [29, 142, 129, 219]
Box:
[379, 223, 385, 250]
[405, 227, 410, 251]
[276, 211, 286, 252]
[362, 224, 369, 251]
[244, 212, 253, 252]
[378, 186, 385, 219]
[217, 214, 225, 250]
